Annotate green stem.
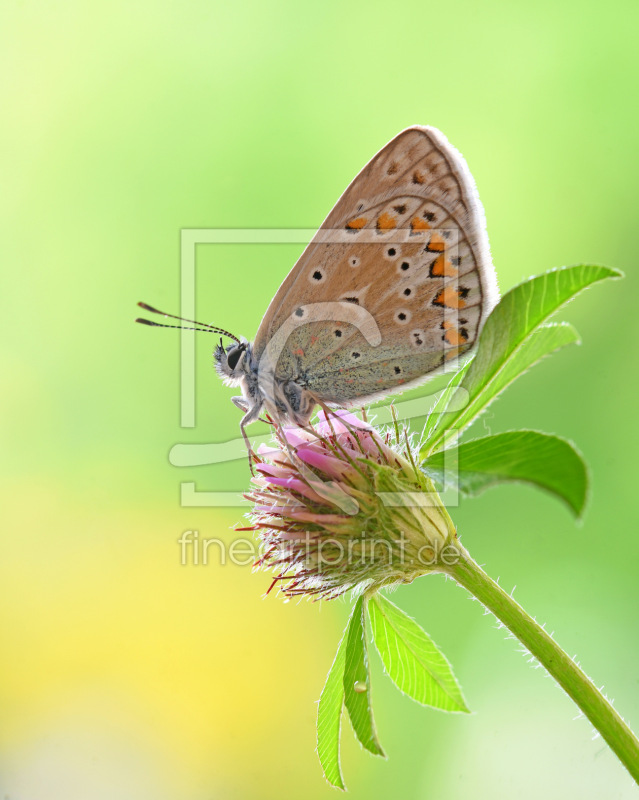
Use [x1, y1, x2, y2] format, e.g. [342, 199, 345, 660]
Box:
[445, 545, 639, 783]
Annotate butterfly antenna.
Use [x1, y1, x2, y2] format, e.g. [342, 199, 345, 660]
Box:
[135, 302, 241, 343]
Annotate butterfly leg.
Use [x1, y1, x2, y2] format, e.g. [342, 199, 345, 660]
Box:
[260, 401, 308, 471]
[231, 395, 249, 412]
[233, 395, 270, 426]
[238, 402, 264, 475]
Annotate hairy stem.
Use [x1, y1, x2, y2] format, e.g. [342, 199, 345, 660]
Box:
[445, 545, 639, 783]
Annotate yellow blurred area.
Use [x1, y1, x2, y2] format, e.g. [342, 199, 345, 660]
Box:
[2, 0, 639, 797]
[0, 479, 346, 798]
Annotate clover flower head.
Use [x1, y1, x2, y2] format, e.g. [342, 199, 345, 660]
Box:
[244, 409, 457, 600]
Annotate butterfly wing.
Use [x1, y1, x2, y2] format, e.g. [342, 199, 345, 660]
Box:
[252, 126, 498, 404]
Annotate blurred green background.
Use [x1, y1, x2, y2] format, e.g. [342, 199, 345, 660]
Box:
[2, 0, 638, 797]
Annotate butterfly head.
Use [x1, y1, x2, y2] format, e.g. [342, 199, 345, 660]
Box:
[214, 339, 251, 385]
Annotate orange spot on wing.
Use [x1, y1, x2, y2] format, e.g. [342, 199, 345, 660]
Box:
[410, 216, 430, 233]
[292, 348, 305, 356]
[376, 212, 397, 231]
[442, 320, 453, 330]
[426, 232, 446, 252]
[430, 254, 458, 277]
[346, 217, 367, 230]
[310, 336, 319, 345]
[444, 328, 465, 346]
[397, 378, 405, 385]
[445, 346, 462, 361]
[434, 287, 466, 309]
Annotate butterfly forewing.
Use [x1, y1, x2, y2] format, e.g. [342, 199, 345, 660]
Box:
[252, 126, 498, 404]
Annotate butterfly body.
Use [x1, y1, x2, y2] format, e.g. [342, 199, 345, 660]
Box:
[215, 339, 316, 431]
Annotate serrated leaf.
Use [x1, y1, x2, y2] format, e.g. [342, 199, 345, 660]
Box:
[420, 265, 621, 458]
[369, 593, 469, 713]
[423, 430, 588, 517]
[316, 615, 350, 789]
[343, 596, 385, 756]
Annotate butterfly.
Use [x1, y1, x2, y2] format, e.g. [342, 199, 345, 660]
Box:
[137, 126, 499, 457]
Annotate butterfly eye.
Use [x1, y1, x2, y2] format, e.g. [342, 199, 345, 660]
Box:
[227, 346, 244, 371]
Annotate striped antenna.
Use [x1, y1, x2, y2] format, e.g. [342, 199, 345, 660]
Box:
[135, 302, 240, 343]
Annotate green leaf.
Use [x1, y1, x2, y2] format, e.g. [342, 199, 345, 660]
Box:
[420, 265, 622, 458]
[316, 614, 350, 789]
[343, 596, 385, 757]
[423, 430, 588, 517]
[369, 593, 469, 713]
